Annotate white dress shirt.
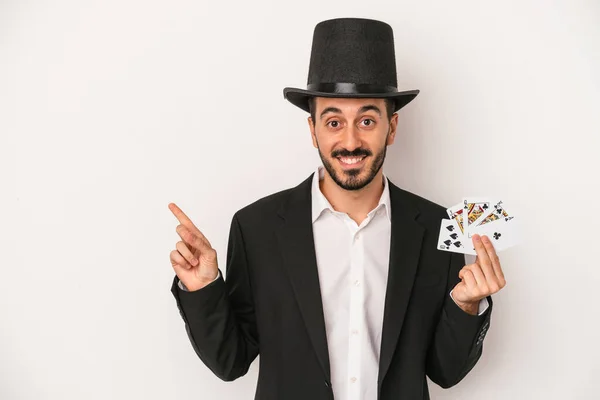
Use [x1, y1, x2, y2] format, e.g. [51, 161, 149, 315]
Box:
[178, 165, 488, 399]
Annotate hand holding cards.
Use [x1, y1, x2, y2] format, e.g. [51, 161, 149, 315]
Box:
[437, 198, 521, 255]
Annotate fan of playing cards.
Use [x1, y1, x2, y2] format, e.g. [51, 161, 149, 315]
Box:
[437, 198, 521, 255]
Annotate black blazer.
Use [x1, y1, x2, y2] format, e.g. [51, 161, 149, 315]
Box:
[171, 173, 493, 400]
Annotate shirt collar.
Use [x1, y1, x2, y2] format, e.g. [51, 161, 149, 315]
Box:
[311, 164, 392, 224]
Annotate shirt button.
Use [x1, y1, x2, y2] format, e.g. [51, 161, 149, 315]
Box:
[354, 280, 360, 287]
[351, 329, 359, 335]
[350, 377, 357, 383]
[355, 234, 360, 240]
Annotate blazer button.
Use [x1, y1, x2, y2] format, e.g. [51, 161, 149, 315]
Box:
[324, 381, 331, 388]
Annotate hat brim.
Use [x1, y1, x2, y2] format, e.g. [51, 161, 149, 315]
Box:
[283, 87, 420, 113]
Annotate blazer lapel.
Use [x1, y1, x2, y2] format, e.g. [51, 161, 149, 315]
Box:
[378, 180, 425, 388]
[275, 174, 331, 382]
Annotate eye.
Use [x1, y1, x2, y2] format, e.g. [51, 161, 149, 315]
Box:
[361, 118, 375, 127]
[327, 120, 340, 128]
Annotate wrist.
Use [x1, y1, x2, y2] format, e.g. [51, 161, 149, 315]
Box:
[455, 299, 479, 316]
[183, 271, 219, 291]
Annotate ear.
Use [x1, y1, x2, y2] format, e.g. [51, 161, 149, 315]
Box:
[386, 113, 399, 146]
[308, 117, 318, 148]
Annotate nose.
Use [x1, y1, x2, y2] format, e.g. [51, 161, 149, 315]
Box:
[340, 125, 362, 152]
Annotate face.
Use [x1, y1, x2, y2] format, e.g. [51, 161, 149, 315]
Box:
[308, 97, 398, 191]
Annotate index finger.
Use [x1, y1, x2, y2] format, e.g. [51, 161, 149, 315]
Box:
[168, 203, 200, 233]
[480, 235, 505, 281]
[472, 234, 494, 275]
[473, 234, 502, 281]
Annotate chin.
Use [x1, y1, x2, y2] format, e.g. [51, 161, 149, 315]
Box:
[337, 166, 373, 190]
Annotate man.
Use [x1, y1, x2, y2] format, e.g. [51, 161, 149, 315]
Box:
[169, 17, 505, 400]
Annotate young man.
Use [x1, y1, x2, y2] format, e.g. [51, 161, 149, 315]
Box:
[169, 17, 505, 400]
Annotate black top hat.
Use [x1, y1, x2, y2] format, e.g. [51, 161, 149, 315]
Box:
[283, 18, 419, 113]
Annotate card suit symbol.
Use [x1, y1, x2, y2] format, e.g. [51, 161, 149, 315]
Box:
[446, 225, 455, 232]
[493, 232, 501, 240]
[443, 240, 452, 247]
[453, 241, 462, 248]
[450, 233, 458, 239]
[483, 204, 489, 209]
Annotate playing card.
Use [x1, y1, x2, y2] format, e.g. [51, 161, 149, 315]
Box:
[446, 202, 466, 235]
[463, 215, 521, 255]
[462, 197, 491, 238]
[471, 200, 510, 229]
[437, 218, 466, 254]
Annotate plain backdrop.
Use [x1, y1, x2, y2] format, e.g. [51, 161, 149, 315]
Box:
[1, 1, 599, 399]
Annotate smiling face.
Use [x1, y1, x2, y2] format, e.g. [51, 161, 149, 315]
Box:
[307, 97, 398, 191]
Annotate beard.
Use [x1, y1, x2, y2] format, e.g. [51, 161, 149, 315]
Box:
[318, 143, 387, 191]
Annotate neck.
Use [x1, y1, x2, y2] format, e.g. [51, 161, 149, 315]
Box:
[319, 169, 385, 223]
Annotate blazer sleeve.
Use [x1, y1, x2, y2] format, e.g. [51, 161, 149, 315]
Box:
[170, 212, 259, 381]
[425, 250, 493, 388]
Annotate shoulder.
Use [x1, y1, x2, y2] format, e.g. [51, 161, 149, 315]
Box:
[236, 187, 294, 219]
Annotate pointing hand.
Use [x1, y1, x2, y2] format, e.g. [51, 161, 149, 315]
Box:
[168, 203, 219, 291]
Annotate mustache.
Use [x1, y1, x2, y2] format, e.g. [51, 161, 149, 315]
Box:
[332, 149, 371, 158]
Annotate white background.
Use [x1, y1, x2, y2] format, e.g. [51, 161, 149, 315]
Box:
[1, 1, 599, 399]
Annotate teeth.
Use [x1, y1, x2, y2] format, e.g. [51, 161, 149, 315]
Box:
[339, 157, 364, 164]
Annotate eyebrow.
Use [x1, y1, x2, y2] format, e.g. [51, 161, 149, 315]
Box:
[319, 104, 382, 120]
